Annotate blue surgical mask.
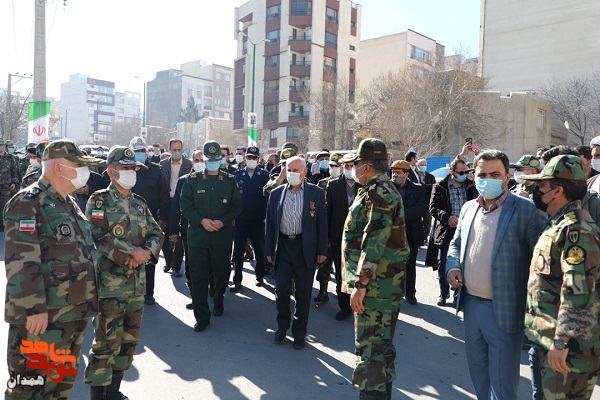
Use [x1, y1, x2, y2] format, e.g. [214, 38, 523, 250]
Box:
[319, 160, 329, 170]
[219, 158, 227, 166]
[475, 177, 505, 200]
[419, 165, 427, 173]
[454, 173, 467, 183]
[135, 152, 147, 163]
[206, 160, 221, 172]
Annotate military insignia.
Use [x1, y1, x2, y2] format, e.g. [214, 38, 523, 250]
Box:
[568, 230, 579, 243]
[137, 205, 145, 215]
[19, 219, 36, 232]
[223, 198, 228, 204]
[95, 199, 103, 209]
[198, 189, 206, 194]
[91, 209, 105, 219]
[535, 255, 545, 271]
[209, 146, 216, 153]
[141, 227, 147, 237]
[566, 246, 585, 264]
[219, 175, 223, 181]
[59, 224, 71, 236]
[137, 138, 144, 145]
[310, 201, 316, 217]
[112, 192, 119, 200]
[112, 224, 125, 237]
[124, 148, 135, 158]
[346, 215, 352, 226]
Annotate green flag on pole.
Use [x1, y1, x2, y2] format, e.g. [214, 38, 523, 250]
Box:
[28, 101, 51, 143]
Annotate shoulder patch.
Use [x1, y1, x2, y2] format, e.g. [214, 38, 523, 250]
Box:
[568, 230, 579, 244]
[565, 246, 585, 264]
[24, 186, 41, 199]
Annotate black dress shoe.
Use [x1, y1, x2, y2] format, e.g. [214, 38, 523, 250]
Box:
[213, 305, 224, 317]
[173, 269, 182, 277]
[335, 309, 353, 321]
[163, 265, 171, 273]
[186, 302, 193, 310]
[274, 329, 286, 343]
[255, 279, 264, 287]
[193, 321, 209, 332]
[293, 339, 305, 350]
[229, 283, 242, 293]
[436, 296, 446, 306]
[144, 295, 156, 305]
[406, 297, 417, 305]
[313, 292, 329, 303]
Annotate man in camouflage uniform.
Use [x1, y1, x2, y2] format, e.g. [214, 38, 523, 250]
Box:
[342, 138, 409, 400]
[510, 154, 541, 199]
[84, 146, 164, 400]
[4, 139, 103, 399]
[0, 138, 19, 231]
[522, 154, 600, 400]
[19, 142, 36, 184]
[180, 140, 242, 332]
[21, 142, 49, 189]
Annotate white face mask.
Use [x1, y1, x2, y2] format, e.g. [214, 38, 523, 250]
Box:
[116, 170, 137, 189]
[30, 158, 40, 168]
[148, 151, 155, 157]
[61, 164, 90, 190]
[592, 159, 600, 172]
[235, 154, 244, 164]
[246, 159, 258, 170]
[513, 171, 525, 185]
[193, 162, 206, 171]
[330, 166, 341, 179]
[343, 168, 354, 180]
[287, 171, 302, 186]
[352, 164, 366, 183]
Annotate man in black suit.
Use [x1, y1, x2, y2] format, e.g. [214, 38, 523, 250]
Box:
[416, 158, 436, 240]
[265, 156, 328, 350]
[325, 153, 361, 320]
[160, 139, 193, 277]
[391, 160, 428, 305]
[405, 150, 420, 184]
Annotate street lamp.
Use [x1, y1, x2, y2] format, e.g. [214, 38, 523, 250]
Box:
[239, 31, 271, 146]
[134, 76, 147, 130]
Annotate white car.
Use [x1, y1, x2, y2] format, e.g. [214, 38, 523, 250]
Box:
[430, 166, 450, 183]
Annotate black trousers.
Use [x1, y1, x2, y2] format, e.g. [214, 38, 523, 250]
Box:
[162, 219, 184, 271]
[181, 227, 191, 289]
[274, 236, 315, 340]
[331, 243, 351, 312]
[232, 219, 265, 284]
[405, 242, 419, 299]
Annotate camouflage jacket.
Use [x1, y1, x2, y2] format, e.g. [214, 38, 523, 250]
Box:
[18, 156, 30, 183]
[21, 166, 42, 189]
[4, 177, 98, 324]
[0, 153, 18, 191]
[510, 182, 535, 198]
[86, 184, 164, 298]
[341, 173, 409, 296]
[524, 201, 600, 355]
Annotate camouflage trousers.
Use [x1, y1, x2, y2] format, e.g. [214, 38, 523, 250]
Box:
[0, 191, 12, 224]
[84, 296, 144, 386]
[5, 319, 89, 400]
[352, 294, 403, 392]
[535, 348, 600, 400]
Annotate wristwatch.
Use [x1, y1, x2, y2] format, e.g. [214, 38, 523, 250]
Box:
[354, 280, 367, 289]
[553, 337, 569, 350]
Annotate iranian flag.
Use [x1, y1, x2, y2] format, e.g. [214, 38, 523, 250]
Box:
[28, 101, 51, 143]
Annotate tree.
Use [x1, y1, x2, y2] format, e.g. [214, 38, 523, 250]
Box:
[179, 96, 201, 123]
[0, 91, 30, 141]
[539, 75, 600, 145]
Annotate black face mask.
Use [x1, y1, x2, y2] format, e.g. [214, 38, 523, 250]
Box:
[532, 186, 555, 213]
[266, 163, 274, 172]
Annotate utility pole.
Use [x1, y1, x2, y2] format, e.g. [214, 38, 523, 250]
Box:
[28, 0, 50, 143]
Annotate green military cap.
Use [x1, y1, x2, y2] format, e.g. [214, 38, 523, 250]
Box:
[35, 141, 49, 159]
[107, 145, 148, 170]
[346, 138, 388, 162]
[42, 139, 104, 165]
[328, 152, 343, 167]
[0, 138, 5, 146]
[203, 140, 223, 161]
[521, 154, 587, 182]
[339, 152, 356, 163]
[5, 140, 15, 147]
[26, 142, 37, 155]
[280, 148, 296, 161]
[510, 155, 541, 171]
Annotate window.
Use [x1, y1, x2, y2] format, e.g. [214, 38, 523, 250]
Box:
[242, 64, 246, 73]
[326, 7, 338, 23]
[216, 72, 221, 79]
[214, 111, 220, 118]
[267, 30, 280, 42]
[224, 113, 230, 120]
[224, 100, 230, 107]
[186, 83, 193, 90]
[267, 4, 281, 19]
[197, 84, 202, 91]
[225, 75, 230, 82]
[241, 109, 245, 119]
[215, 85, 220, 92]
[411, 46, 430, 63]
[537, 109, 546, 130]
[287, 127, 301, 137]
[215, 98, 221, 105]
[325, 32, 337, 48]
[266, 55, 280, 68]
[225, 87, 230, 94]
[291, 1, 311, 15]
[265, 104, 278, 115]
[204, 86, 212, 97]
[270, 129, 277, 139]
[195, 98, 202, 105]
[116, 108, 124, 114]
[242, 40, 248, 52]
[265, 80, 279, 93]
[324, 56, 337, 72]
[116, 98, 124, 104]
[349, 44, 356, 51]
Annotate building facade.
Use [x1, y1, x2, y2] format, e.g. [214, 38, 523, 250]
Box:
[234, 0, 361, 151]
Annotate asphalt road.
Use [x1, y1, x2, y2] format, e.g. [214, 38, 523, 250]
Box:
[1, 236, 598, 400]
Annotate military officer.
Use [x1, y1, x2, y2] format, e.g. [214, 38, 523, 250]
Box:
[342, 138, 409, 400]
[0, 138, 19, 231]
[21, 141, 49, 189]
[521, 155, 600, 400]
[180, 140, 242, 332]
[19, 142, 37, 184]
[510, 154, 541, 198]
[84, 145, 164, 400]
[4, 139, 103, 399]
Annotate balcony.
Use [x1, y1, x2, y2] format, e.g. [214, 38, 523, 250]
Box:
[290, 11, 312, 28]
[264, 66, 280, 81]
[265, 40, 280, 56]
[263, 89, 279, 105]
[290, 64, 311, 77]
[264, 112, 279, 125]
[289, 85, 308, 102]
[289, 109, 309, 118]
[289, 36, 312, 53]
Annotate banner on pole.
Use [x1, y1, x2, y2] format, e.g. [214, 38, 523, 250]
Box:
[247, 112, 258, 146]
[28, 101, 51, 143]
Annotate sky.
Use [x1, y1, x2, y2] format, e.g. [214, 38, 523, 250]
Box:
[1, 0, 481, 100]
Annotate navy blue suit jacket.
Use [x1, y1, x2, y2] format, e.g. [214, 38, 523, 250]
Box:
[265, 182, 328, 269]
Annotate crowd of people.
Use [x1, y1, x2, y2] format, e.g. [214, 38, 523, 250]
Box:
[2, 133, 600, 400]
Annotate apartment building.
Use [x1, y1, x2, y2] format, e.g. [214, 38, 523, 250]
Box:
[234, 0, 361, 151]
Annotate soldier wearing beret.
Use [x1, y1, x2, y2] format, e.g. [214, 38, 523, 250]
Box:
[342, 138, 409, 399]
[4, 139, 103, 399]
[510, 154, 542, 199]
[180, 140, 242, 332]
[0, 138, 19, 231]
[85, 145, 164, 400]
[522, 155, 600, 400]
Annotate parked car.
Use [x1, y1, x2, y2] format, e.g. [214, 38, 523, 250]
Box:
[79, 145, 109, 156]
[430, 166, 450, 183]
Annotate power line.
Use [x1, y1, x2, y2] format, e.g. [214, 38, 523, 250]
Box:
[47, 0, 60, 45]
[11, 0, 18, 65]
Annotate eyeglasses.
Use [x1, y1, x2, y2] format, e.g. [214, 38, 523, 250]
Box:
[453, 171, 468, 176]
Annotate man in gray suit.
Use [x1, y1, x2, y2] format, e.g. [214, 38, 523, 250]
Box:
[446, 150, 546, 400]
[265, 156, 328, 350]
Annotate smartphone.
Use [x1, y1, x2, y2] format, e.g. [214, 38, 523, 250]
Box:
[465, 137, 473, 145]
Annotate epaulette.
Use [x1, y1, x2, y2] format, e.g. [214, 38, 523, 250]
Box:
[132, 192, 149, 204]
[220, 170, 235, 179]
[149, 161, 161, 167]
[23, 185, 41, 199]
[189, 171, 199, 179]
[563, 211, 578, 225]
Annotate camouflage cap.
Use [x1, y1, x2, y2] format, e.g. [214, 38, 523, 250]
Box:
[6, 140, 15, 148]
[328, 152, 343, 167]
[0, 139, 5, 146]
[339, 152, 356, 164]
[203, 140, 223, 161]
[509, 155, 541, 171]
[346, 138, 388, 162]
[42, 139, 104, 165]
[107, 145, 148, 170]
[390, 160, 411, 170]
[520, 154, 587, 182]
[26, 142, 37, 155]
[129, 136, 147, 150]
[35, 141, 49, 159]
[280, 148, 296, 162]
